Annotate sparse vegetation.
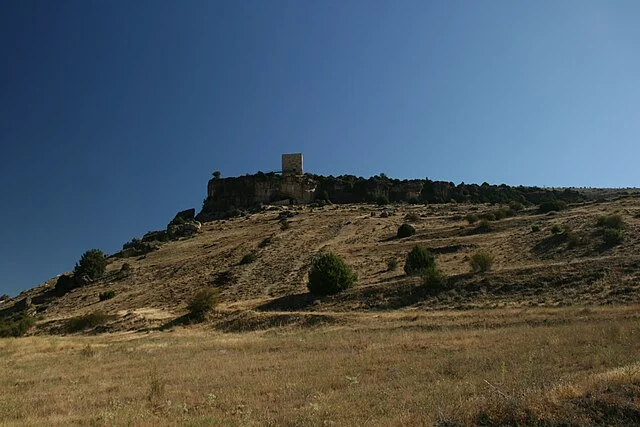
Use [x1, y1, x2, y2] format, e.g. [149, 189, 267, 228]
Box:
[187, 288, 221, 322]
[397, 223, 416, 238]
[386, 258, 398, 271]
[602, 228, 624, 246]
[0, 315, 34, 337]
[539, 200, 567, 213]
[596, 213, 625, 246]
[596, 213, 625, 230]
[239, 252, 257, 265]
[422, 266, 446, 290]
[64, 311, 112, 333]
[0, 293, 9, 301]
[404, 212, 420, 222]
[465, 214, 479, 225]
[376, 195, 390, 206]
[307, 253, 357, 295]
[74, 249, 107, 281]
[531, 224, 541, 232]
[508, 200, 524, 212]
[404, 245, 435, 276]
[99, 291, 116, 301]
[470, 250, 494, 273]
[551, 223, 564, 234]
[475, 219, 492, 233]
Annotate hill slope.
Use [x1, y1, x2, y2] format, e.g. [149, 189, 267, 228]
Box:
[4, 196, 640, 334]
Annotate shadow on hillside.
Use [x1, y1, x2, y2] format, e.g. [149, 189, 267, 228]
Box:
[257, 292, 317, 311]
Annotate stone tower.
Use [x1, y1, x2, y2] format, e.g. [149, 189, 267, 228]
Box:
[281, 153, 303, 175]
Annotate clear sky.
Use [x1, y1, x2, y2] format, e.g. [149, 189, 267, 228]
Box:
[1, 0, 639, 296]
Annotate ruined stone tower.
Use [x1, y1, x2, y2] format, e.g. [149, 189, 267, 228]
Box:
[281, 153, 303, 175]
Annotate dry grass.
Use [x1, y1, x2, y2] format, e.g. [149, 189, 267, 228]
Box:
[2, 305, 640, 426]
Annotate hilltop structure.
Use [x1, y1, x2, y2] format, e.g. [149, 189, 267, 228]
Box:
[198, 154, 316, 220]
[196, 153, 586, 220]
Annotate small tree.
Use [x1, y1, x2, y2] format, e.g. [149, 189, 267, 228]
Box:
[404, 245, 435, 276]
[74, 249, 107, 281]
[397, 223, 416, 238]
[308, 253, 357, 295]
[188, 288, 221, 322]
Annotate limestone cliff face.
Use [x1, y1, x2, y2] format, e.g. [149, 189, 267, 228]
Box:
[198, 173, 316, 220]
[197, 172, 585, 220]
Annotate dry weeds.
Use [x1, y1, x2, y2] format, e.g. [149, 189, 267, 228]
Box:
[2, 305, 640, 425]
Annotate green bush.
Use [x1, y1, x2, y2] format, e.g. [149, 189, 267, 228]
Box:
[0, 294, 9, 301]
[397, 223, 416, 238]
[239, 252, 257, 265]
[470, 250, 494, 273]
[74, 249, 107, 281]
[404, 245, 435, 276]
[387, 259, 398, 271]
[509, 200, 524, 212]
[422, 266, 446, 290]
[376, 195, 390, 206]
[596, 214, 625, 230]
[602, 228, 624, 246]
[0, 315, 34, 338]
[64, 311, 112, 333]
[187, 288, 221, 322]
[465, 214, 479, 225]
[531, 224, 541, 232]
[99, 291, 116, 301]
[307, 253, 357, 295]
[539, 200, 567, 213]
[475, 219, 492, 233]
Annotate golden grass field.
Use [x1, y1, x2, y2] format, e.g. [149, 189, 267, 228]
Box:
[2, 306, 640, 425]
[2, 196, 640, 425]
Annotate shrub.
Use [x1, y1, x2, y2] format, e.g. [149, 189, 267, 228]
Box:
[422, 266, 446, 290]
[404, 245, 436, 276]
[509, 200, 524, 212]
[404, 212, 420, 222]
[64, 311, 111, 333]
[258, 236, 273, 248]
[99, 291, 116, 301]
[602, 228, 624, 246]
[307, 253, 357, 295]
[387, 259, 398, 271]
[470, 250, 494, 273]
[531, 224, 541, 232]
[121, 263, 131, 271]
[239, 252, 256, 265]
[539, 200, 567, 213]
[397, 223, 416, 238]
[465, 214, 479, 225]
[0, 315, 34, 338]
[596, 214, 625, 230]
[475, 219, 492, 233]
[0, 294, 9, 301]
[376, 195, 390, 206]
[551, 224, 564, 234]
[74, 249, 107, 281]
[187, 288, 221, 322]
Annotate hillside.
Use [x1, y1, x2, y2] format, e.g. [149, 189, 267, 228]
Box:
[3, 194, 640, 335]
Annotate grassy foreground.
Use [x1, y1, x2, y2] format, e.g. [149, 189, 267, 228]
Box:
[2, 306, 640, 426]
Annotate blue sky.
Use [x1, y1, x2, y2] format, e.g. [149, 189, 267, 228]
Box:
[1, 0, 639, 296]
